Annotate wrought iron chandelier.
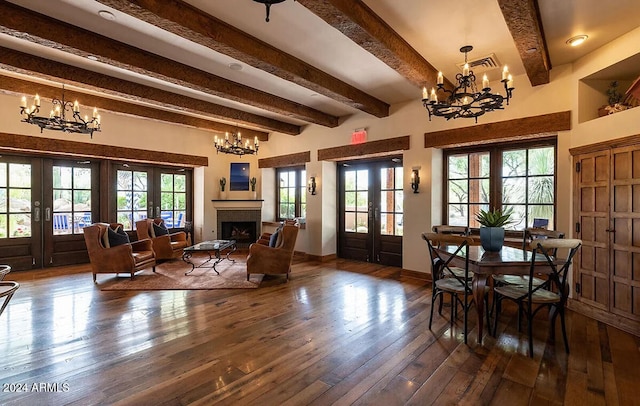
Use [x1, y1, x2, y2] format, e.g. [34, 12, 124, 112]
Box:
[214, 131, 259, 156]
[422, 45, 514, 123]
[253, 0, 290, 22]
[19, 86, 101, 138]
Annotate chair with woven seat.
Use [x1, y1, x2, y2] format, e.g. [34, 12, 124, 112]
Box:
[135, 218, 189, 260]
[83, 223, 156, 283]
[493, 238, 582, 357]
[422, 232, 491, 344]
[492, 228, 565, 287]
[431, 225, 474, 280]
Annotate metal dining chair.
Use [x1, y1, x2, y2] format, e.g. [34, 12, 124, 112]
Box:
[0, 265, 19, 319]
[493, 239, 582, 357]
[422, 232, 491, 344]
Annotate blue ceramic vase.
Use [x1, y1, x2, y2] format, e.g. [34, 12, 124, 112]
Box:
[479, 227, 505, 252]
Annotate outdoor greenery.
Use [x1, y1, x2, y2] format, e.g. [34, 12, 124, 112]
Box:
[447, 146, 554, 230]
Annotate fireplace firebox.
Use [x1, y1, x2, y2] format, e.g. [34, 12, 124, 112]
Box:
[221, 221, 257, 247]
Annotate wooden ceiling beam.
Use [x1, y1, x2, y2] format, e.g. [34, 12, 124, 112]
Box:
[94, 0, 390, 119]
[0, 47, 292, 138]
[497, 0, 551, 86]
[0, 75, 271, 141]
[0, 1, 338, 128]
[424, 111, 571, 149]
[297, 0, 454, 90]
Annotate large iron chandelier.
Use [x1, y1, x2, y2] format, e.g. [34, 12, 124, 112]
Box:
[422, 45, 514, 123]
[214, 131, 259, 156]
[19, 86, 101, 138]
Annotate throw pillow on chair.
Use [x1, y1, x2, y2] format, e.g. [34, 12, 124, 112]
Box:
[153, 222, 169, 237]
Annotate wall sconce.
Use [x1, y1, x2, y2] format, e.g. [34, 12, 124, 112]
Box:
[411, 168, 420, 193]
[308, 176, 317, 195]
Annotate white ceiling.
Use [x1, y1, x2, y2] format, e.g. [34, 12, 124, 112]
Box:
[1, 0, 640, 133]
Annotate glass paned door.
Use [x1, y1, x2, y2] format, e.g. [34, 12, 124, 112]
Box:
[0, 157, 41, 270]
[160, 172, 186, 228]
[339, 158, 403, 267]
[117, 169, 149, 230]
[52, 165, 93, 235]
[43, 159, 98, 267]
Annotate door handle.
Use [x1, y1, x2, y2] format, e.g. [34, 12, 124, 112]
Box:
[155, 206, 160, 218]
[33, 201, 41, 222]
[45, 207, 51, 222]
[605, 229, 616, 233]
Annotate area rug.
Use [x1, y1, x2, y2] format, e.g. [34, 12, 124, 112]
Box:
[100, 257, 263, 290]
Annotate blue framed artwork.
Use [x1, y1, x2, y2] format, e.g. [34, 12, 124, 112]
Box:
[230, 163, 250, 191]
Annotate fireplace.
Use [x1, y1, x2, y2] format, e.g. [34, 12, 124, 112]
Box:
[221, 221, 257, 246]
[216, 209, 261, 248]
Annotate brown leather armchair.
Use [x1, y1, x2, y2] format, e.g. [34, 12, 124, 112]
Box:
[247, 224, 299, 281]
[135, 218, 189, 260]
[83, 223, 156, 283]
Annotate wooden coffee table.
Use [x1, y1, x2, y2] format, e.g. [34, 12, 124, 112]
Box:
[182, 240, 236, 275]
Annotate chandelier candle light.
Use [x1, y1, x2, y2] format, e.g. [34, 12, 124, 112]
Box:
[19, 86, 101, 138]
[214, 131, 259, 156]
[422, 45, 514, 122]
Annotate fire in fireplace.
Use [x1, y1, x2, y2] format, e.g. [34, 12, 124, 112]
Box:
[221, 221, 257, 247]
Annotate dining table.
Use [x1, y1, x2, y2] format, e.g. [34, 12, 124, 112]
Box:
[435, 244, 549, 344]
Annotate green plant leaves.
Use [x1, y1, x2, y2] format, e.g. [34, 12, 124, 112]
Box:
[475, 207, 514, 227]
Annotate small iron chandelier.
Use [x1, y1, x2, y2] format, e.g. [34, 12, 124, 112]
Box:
[19, 85, 101, 138]
[253, 0, 289, 22]
[214, 131, 259, 156]
[422, 45, 514, 123]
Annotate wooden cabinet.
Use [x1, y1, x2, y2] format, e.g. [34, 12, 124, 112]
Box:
[573, 142, 640, 336]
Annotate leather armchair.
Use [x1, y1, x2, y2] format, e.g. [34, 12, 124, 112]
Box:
[135, 218, 189, 260]
[247, 224, 299, 281]
[83, 223, 156, 283]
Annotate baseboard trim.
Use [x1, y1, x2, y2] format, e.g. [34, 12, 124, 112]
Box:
[306, 253, 337, 262]
[567, 299, 640, 337]
[401, 269, 432, 281]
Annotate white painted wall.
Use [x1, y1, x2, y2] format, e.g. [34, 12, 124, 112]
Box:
[2, 25, 640, 276]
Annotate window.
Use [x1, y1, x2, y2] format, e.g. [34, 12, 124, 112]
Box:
[444, 139, 556, 230]
[276, 167, 306, 220]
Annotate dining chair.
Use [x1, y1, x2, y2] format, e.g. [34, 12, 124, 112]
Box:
[493, 238, 582, 357]
[0, 265, 11, 281]
[431, 225, 474, 280]
[0, 265, 19, 319]
[422, 232, 490, 344]
[492, 228, 565, 287]
[431, 225, 470, 236]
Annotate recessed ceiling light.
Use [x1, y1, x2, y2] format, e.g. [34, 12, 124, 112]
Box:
[228, 63, 243, 71]
[566, 35, 588, 47]
[98, 10, 116, 21]
[87, 55, 98, 61]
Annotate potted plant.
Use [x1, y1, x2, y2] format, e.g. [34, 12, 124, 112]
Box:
[219, 177, 227, 199]
[250, 177, 257, 199]
[475, 207, 513, 252]
[599, 81, 629, 116]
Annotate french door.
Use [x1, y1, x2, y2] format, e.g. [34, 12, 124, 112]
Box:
[338, 158, 403, 267]
[114, 164, 189, 231]
[0, 155, 98, 270]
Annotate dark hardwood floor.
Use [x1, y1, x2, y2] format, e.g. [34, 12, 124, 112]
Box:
[0, 254, 638, 405]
